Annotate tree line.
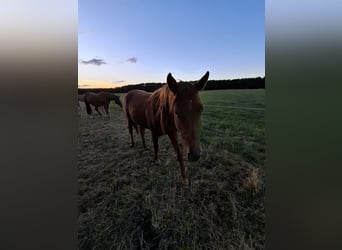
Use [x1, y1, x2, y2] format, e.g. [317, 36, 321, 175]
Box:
[78, 77, 265, 94]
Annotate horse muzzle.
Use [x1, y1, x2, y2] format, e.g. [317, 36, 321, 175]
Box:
[183, 138, 201, 161]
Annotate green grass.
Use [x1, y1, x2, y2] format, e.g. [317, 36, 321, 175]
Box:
[200, 89, 265, 166]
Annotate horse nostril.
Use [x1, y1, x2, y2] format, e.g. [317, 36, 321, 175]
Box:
[188, 153, 200, 161]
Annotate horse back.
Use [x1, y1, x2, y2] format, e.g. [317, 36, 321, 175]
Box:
[85, 92, 107, 106]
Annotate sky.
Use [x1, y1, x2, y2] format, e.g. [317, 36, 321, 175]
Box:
[78, 0, 264, 88]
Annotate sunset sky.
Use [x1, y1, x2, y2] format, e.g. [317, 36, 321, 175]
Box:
[78, 0, 264, 88]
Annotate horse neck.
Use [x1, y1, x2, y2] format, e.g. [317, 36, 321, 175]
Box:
[148, 86, 175, 133]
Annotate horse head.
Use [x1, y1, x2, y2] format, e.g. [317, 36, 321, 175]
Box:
[167, 71, 209, 161]
[115, 96, 123, 108]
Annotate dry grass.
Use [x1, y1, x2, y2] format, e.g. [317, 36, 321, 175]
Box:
[78, 89, 265, 249]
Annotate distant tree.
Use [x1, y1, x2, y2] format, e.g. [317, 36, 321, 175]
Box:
[78, 77, 265, 94]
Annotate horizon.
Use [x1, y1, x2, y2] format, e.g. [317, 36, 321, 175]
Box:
[79, 1, 264, 89]
[78, 75, 265, 90]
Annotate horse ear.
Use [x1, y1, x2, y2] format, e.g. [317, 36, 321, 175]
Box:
[195, 71, 209, 90]
[167, 73, 178, 94]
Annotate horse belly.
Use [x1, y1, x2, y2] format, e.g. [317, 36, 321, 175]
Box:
[129, 107, 148, 128]
[125, 91, 150, 128]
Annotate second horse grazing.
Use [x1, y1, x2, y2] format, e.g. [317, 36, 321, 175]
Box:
[124, 71, 209, 185]
[84, 92, 122, 116]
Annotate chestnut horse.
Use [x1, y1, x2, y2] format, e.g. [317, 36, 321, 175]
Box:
[124, 71, 209, 184]
[84, 92, 122, 116]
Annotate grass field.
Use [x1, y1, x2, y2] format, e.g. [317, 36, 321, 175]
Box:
[78, 89, 265, 249]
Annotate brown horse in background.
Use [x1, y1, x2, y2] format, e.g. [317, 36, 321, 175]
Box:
[124, 71, 209, 184]
[84, 92, 122, 116]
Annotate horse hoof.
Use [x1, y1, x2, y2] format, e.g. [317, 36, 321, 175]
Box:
[130, 144, 134, 148]
[181, 177, 190, 186]
[155, 159, 161, 165]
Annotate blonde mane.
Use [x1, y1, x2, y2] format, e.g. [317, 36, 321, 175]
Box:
[147, 85, 176, 133]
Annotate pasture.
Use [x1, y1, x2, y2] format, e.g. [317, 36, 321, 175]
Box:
[78, 89, 265, 249]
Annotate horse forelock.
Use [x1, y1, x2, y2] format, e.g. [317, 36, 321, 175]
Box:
[147, 85, 175, 133]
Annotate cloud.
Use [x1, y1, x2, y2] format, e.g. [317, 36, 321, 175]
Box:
[78, 84, 90, 88]
[112, 80, 125, 84]
[79, 58, 106, 66]
[127, 57, 137, 63]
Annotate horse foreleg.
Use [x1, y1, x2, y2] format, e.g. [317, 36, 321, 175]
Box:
[95, 106, 102, 116]
[104, 103, 109, 116]
[152, 132, 161, 165]
[168, 133, 189, 185]
[139, 126, 147, 148]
